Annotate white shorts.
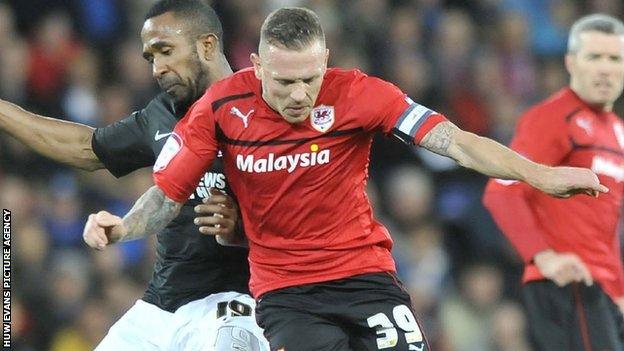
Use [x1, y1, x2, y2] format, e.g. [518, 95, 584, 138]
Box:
[95, 291, 269, 351]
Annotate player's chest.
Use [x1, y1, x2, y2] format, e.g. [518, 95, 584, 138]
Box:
[217, 105, 367, 185]
[566, 113, 624, 185]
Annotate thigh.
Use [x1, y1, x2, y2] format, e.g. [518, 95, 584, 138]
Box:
[337, 273, 428, 351]
[523, 281, 624, 351]
[256, 294, 351, 351]
[522, 281, 574, 351]
[95, 300, 172, 351]
[171, 292, 270, 351]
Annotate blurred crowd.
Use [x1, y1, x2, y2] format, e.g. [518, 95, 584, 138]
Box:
[1, 0, 623, 350]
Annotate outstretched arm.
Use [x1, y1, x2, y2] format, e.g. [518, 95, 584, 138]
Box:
[83, 186, 183, 249]
[420, 121, 608, 197]
[0, 99, 103, 170]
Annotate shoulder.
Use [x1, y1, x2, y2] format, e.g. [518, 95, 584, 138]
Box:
[193, 68, 258, 115]
[323, 68, 378, 88]
[518, 89, 580, 129]
[150, 92, 176, 113]
[322, 68, 399, 99]
[141, 93, 177, 123]
[96, 93, 172, 135]
[208, 68, 257, 103]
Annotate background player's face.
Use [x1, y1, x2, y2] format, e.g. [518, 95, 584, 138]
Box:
[141, 12, 210, 108]
[251, 40, 328, 124]
[566, 31, 624, 111]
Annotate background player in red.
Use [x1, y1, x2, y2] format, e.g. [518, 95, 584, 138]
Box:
[483, 14, 624, 351]
[85, 7, 609, 351]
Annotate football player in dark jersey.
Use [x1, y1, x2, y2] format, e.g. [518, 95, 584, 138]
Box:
[0, 1, 268, 350]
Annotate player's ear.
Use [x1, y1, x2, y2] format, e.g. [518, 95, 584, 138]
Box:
[196, 33, 219, 62]
[564, 53, 575, 76]
[324, 48, 329, 69]
[250, 53, 262, 79]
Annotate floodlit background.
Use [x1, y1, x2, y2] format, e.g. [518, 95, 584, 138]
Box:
[1, 0, 623, 350]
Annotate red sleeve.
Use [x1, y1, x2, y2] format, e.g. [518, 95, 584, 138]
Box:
[153, 92, 218, 203]
[482, 108, 571, 262]
[352, 74, 447, 144]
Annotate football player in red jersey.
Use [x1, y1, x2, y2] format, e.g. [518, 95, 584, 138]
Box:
[483, 14, 624, 350]
[85, 8, 608, 351]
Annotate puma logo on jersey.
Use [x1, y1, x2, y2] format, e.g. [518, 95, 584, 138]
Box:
[592, 156, 624, 182]
[236, 148, 330, 173]
[575, 117, 593, 135]
[230, 106, 254, 128]
[154, 130, 173, 141]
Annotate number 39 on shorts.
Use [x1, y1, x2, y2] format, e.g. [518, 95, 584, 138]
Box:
[367, 304, 424, 350]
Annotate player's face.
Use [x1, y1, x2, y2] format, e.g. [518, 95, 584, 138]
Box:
[141, 12, 209, 108]
[251, 40, 328, 124]
[566, 31, 624, 111]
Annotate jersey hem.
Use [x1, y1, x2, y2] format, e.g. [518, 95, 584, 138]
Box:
[252, 264, 397, 299]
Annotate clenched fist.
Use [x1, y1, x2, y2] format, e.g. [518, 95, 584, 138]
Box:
[83, 210, 128, 250]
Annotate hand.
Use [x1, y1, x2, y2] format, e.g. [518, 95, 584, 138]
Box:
[529, 166, 609, 198]
[82, 211, 128, 250]
[194, 188, 241, 244]
[534, 249, 593, 287]
[615, 297, 624, 316]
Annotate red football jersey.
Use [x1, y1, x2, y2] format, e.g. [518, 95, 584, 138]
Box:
[483, 88, 624, 301]
[153, 68, 446, 297]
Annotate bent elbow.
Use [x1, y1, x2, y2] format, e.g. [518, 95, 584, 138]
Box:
[73, 149, 103, 172]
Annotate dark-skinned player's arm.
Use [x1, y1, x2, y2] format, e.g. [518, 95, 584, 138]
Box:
[0, 98, 239, 248]
[0, 98, 103, 170]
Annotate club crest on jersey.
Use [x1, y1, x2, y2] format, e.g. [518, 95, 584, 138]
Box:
[310, 105, 334, 132]
[153, 133, 183, 172]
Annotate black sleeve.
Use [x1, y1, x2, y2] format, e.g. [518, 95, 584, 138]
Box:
[92, 110, 155, 178]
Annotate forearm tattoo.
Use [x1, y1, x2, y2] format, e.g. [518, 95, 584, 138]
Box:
[419, 121, 457, 156]
[121, 185, 182, 241]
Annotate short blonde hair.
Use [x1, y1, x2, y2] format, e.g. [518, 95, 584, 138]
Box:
[260, 7, 325, 50]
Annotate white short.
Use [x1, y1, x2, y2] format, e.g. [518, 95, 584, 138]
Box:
[95, 291, 269, 351]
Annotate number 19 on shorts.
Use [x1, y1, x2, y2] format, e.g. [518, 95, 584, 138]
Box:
[367, 304, 424, 350]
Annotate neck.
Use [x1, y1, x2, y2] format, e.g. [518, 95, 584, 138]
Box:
[599, 103, 613, 112]
[208, 54, 233, 83]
